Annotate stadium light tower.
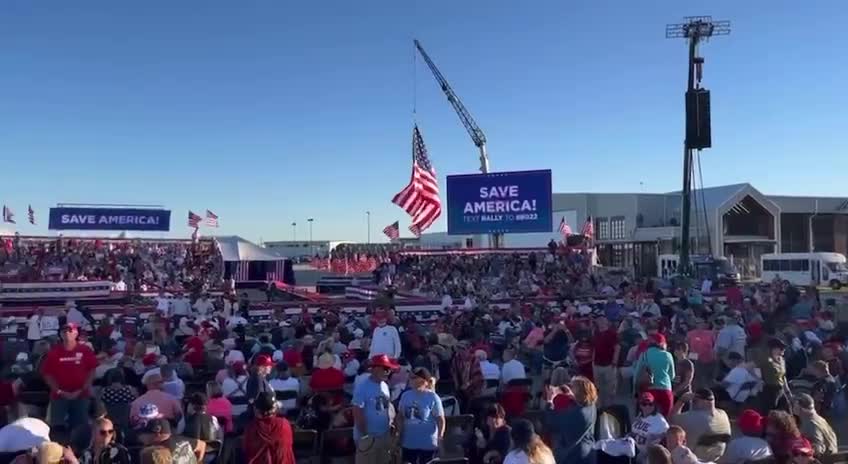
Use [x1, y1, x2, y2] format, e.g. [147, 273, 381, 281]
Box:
[291, 221, 297, 241]
[666, 16, 730, 276]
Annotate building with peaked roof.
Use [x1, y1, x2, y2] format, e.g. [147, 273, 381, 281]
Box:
[548, 183, 848, 278]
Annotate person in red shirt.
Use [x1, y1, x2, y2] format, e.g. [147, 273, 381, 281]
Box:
[571, 332, 594, 381]
[40, 322, 98, 430]
[309, 353, 345, 393]
[182, 330, 207, 368]
[243, 392, 295, 464]
[592, 316, 620, 407]
[282, 340, 305, 377]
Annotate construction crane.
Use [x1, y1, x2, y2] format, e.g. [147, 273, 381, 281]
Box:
[414, 39, 490, 174]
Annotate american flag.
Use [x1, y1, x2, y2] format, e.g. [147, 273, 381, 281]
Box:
[392, 125, 441, 236]
[205, 210, 219, 228]
[382, 221, 400, 240]
[188, 210, 202, 228]
[581, 217, 594, 238]
[558, 216, 572, 237]
[28, 205, 36, 225]
[2, 206, 14, 224]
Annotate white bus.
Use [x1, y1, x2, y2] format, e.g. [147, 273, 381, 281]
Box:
[760, 252, 848, 289]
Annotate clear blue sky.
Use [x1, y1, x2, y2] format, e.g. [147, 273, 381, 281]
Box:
[1, 1, 846, 243]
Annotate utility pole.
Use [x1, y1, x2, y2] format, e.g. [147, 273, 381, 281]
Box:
[291, 221, 296, 241]
[666, 16, 730, 276]
[366, 211, 371, 244]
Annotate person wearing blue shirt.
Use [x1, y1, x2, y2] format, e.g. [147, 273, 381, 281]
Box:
[352, 354, 398, 464]
[397, 367, 445, 464]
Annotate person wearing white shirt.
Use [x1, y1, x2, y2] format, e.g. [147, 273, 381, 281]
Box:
[193, 295, 214, 316]
[155, 292, 171, 316]
[112, 278, 127, 292]
[171, 294, 191, 316]
[501, 348, 527, 385]
[221, 370, 250, 416]
[715, 317, 747, 367]
[441, 293, 453, 309]
[38, 311, 59, 339]
[463, 296, 474, 311]
[369, 313, 402, 359]
[226, 315, 248, 330]
[66, 304, 90, 331]
[268, 363, 300, 412]
[700, 278, 713, 295]
[27, 310, 43, 343]
[476, 350, 501, 381]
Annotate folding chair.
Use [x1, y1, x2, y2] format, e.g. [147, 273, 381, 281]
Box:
[320, 427, 356, 463]
[292, 429, 319, 464]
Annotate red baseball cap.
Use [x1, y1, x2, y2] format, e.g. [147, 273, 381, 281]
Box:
[369, 354, 399, 371]
[738, 409, 764, 436]
[651, 333, 667, 347]
[142, 353, 158, 367]
[254, 354, 274, 368]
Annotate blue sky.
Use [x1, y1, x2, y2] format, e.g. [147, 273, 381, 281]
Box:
[1, 1, 846, 243]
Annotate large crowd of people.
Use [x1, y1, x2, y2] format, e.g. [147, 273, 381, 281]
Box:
[387, 246, 597, 299]
[0, 236, 224, 293]
[0, 244, 844, 464]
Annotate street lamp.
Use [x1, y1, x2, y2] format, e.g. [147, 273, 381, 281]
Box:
[366, 211, 371, 244]
[307, 218, 314, 256]
[291, 221, 296, 241]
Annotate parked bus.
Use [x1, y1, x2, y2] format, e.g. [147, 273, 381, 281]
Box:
[657, 254, 740, 286]
[760, 252, 848, 289]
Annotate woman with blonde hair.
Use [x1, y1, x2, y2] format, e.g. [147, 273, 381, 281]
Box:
[503, 419, 555, 464]
[543, 375, 598, 464]
[79, 418, 130, 464]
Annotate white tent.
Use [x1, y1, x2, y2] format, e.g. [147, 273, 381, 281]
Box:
[216, 236, 284, 262]
[215, 236, 289, 282]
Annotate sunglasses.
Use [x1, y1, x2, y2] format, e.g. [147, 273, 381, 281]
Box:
[99, 429, 115, 437]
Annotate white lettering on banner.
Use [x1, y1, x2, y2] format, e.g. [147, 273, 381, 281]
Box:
[97, 215, 160, 225]
[61, 214, 97, 225]
[61, 214, 160, 226]
[478, 185, 519, 198]
[463, 199, 537, 214]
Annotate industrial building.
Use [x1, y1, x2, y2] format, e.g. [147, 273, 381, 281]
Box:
[419, 183, 848, 278]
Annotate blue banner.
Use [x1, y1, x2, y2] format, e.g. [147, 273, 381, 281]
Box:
[48, 207, 171, 231]
[446, 169, 552, 234]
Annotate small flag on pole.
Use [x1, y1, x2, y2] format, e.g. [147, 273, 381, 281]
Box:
[205, 210, 219, 228]
[2, 206, 15, 224]
[382, 221, 400, 240]
[581, 217, 594, 238]
[188, 211, 202, 228]
[28, 205, 36, 225]
[558, 217, 572, 237]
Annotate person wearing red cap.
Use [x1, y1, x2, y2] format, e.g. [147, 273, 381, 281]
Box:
[720, 409, 772, 464]
[352, 354, 399, 464]
[40, 322, 98, 430]
[246, 354, 275, 404]
[633, 333, 675, 417]
[630, 392, 669, 456]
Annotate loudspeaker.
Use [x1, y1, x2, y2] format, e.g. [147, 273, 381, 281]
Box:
[686, 88, 711, 149]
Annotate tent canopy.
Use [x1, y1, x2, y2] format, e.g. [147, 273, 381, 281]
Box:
[216, 236, 284, 262]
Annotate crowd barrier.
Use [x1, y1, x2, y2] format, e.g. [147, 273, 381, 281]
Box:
[0, 280, 113, 301]
[0, 292, 729, 326]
